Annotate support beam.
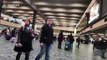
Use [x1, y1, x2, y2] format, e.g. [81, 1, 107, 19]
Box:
[74, 28, 77, 35]
[0, 0, 3, 17]
[32, 11, 37, 30]
[76, 0, 96, 28]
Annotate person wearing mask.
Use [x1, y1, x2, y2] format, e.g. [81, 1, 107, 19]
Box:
[76, 37, 81, 48]
[35, 19, 54, 60]
[5, 28, 11, 40]
[99, 37, 107, 59]
[14, 20, 34, 60]
[58, 31, 64, 49]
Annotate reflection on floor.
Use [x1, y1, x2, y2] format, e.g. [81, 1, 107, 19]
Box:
[0, 36, 107, 60]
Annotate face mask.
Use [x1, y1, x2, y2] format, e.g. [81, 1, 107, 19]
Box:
[25, 24, 29, 27]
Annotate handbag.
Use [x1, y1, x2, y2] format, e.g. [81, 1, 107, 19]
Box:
[14, 43, 23, 52]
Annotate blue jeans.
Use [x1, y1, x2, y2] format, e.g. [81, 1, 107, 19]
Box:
[101, 49, 106, 57]
[35, 44, 51, 60]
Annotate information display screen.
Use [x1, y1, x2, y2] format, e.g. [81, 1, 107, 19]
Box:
[88, 2, 100, 23]
[102, 0, 107, 17]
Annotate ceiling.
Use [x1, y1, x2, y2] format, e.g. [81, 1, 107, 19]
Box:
[31, 0, 91, 32]
[2, 0, 33, 19]
[2, 0, 92, 34]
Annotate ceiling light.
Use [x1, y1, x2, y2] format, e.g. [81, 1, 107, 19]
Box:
[39, 7, 52, 11]
[47, 16, 56, 18]
[69, 9, 83, 13]
[70, 18, 79, 20]
[54, 8, 66, 12]
[5, 10, 14, 12]
[17, 11, 24, 13]
[69, 3, 86, 7]
[27, 11, 33, 14]
[55, 3, 63, 6]
[57, 13, 66, 16]
[20, 6, 31, 9]
[52, 18, 57, 22]
[22, 14, 30, 16]
[34, 2, 49, 5]
[58, 17, 66, 19]
[70, 14, 80, 17]
[11, 1, 23, 4]
[44, 12, 54, 15]
[13, 13, 20, 15]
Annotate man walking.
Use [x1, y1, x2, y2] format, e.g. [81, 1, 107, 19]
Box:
[35, 19, 54, 60]
[58, 31, 64, 49]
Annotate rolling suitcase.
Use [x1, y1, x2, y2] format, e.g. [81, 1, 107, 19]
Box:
[64, 41, 72, 51]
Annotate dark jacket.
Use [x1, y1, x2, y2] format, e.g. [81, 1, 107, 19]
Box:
[40, 24, 54, 44]
[99, 38, 107, 50]
[76, 37, 81, 43]
[11, 29, 16, 37]
[67, 35, 74, 43]
[16, 27, 34, 52]
[58, 32, 64, 42]
[93, 40, 100, 49]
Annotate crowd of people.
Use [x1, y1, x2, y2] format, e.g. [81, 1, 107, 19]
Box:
[0, 27, 17, 41]
[0, 19, 107, 60]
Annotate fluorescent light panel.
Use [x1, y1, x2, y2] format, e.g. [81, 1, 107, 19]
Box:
[34, 2, 87, 7]
[3, 6, 31, 10]
[39, 7, 83, 13]
[70, 14, 80, 17]
[69, 9, 84, 12]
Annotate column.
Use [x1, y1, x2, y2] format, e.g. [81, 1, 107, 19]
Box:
[32, 10, 37, 30]
[0, 0, 3, 17]
[74, 28, 77, 35]
[86, 12, 90, 27]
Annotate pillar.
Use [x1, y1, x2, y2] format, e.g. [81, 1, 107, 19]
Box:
[32, 10, 37, 30]
[0, 0, 3, 17]
[74, 28, 77, 35]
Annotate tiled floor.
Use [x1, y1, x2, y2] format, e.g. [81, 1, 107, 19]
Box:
[0, 36, 107, 60]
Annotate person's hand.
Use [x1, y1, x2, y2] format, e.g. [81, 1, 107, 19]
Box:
[31, 34, 35, 37]
[40, 43, 44, 47]
[15, 43, 23, 47]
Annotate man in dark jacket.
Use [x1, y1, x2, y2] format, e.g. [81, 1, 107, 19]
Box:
[35, 19, 54, 60]
[58, 31, 64, 49]
[99, 38, 107, 59]
[69, 34, 74, 44]
[76, 37, 81, 48]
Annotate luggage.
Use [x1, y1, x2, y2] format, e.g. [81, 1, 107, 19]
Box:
[10, 37, 17, 43]
[14, 43, 23, 52]
[5, 35, 11, 40]
[64, 40, 72, 51]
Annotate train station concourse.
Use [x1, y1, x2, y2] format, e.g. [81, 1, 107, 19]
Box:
[0, 0, 107, 60]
